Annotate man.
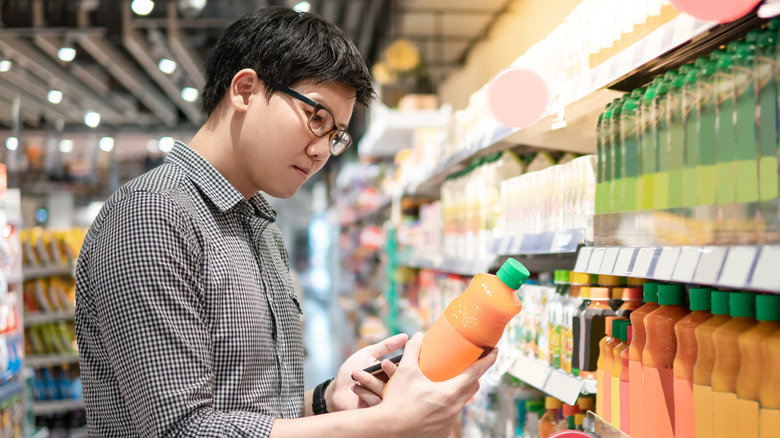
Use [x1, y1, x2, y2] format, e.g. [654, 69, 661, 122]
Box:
[75, 6, 495, 437]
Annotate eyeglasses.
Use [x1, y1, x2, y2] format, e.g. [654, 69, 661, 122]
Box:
[269, 81, 352, 156]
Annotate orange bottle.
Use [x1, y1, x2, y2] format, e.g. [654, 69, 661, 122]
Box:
[611, 320, 630, 430]
[760, 323, 780, 436]
[693, 290, 731, 438]
[628, 282, 661, 438]
[619, 323, 633, 435]
[643, 283, 689, 438]
[539, 396, 563, 438]
[616, 287, 642, 318]
[673, 287, 712, 438]
[711, 292, 757, 438]
[597, 316, 625, 421]
[418, 259, 529, 381]
[736, 294, 780, 437]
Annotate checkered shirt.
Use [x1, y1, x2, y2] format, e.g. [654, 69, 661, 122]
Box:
[75, 141, 305, 437]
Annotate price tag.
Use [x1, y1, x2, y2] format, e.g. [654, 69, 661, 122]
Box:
[546, 370, 581, 406]
[587, 248, 606, 273]
[719, 246, 758, 288]
[672, 247, 702, 283]
[693, 246, 728, 285]
[601, 248, 620, 275]
[632, 248, 658, 278]
[614, 248, 635, 276]
[750, 246, 780, 292]
[653, 247, 681, 281]
[574, 247, 592, 273]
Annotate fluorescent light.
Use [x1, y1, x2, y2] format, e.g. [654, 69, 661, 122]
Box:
[57, 47, 76, 62]
[59, 139, 74, 153]
[181, 87, 199, 102]
[47, 90, 63, 104]
[0, 60, 11, 72]
[5, 137, 18, 151]
[158, 58, 177, 75]
[147, 139, 158, 153]
[293, 1, 311, 12]
[84, 111, 101, 128]
[158, 136, 174, 153]
[99, 136, 114, 152]
[131, 0, 155, 15]
[551, 120, 568, 130]
[187, 0, 207, 11]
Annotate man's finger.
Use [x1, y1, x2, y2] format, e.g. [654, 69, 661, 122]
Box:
[351, 370, 386, 396]
[351, 384, 382, 407]
[364, 333, 408, 358]
[398, 332, 423, 366]
[381, 359, 398, 380]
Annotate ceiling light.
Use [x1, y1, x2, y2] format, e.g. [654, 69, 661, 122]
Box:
[99, 136, 114, 152]
[5, 137, 18, 151]
[131, 0, 155, 15]
[147, 139, 158, 153]
[158, 136, 174, 153]
[84, 111, 101, 128]
[57, 46, 76, 62]
[59, 139, 74, 153]
[158, 58, 177, 75]
[0, 60, 11, 72]
[187, 0, 207, 11]
[47, 90, 63, 104]
[293, 1, 311, 12]
[181, 87, 199, 102]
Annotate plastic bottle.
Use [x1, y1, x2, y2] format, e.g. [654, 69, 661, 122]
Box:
[736, 294, 780, 437]
[639, 86, 658, 210]
[611, 319, 630, 430]
[598, 275, 624, 310]
[609, 97, 627, 213]
[711, 292, 757, 438]
[596, 316, 625, 420]
[697, 60, 719, 209]
[539, 396, 563, 438]
[596, 103, 612, 215]
[574, 413, 586, 431]
[643, 283, 690, 438]
[561, 272, 581, 374]
[733, 44, 760, 205]
[628, 282, 660, 438]
[667, 69, 687, 209]
[693, 290, 731, 438]
[418, 258, 530, 381]
[619, 323, 633, 436]
[616, 287, 642, 318]
[548, 270, 568, 369]
[714, 54, 737, 242]
[760, 318, 780, 436]
[571, 274, 594, 376]
[553, 403, 581, 433]
[579, 287, 616, 379]
[682, 65, 703, 208]
[757, 30, 779, 203]
[601, 104, 615, 214]
[620, 94, 642, 212]
[673, 287, 713, 438]
[653, 75, 673, 210]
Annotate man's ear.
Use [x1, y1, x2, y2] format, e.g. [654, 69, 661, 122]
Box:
[229, 68, 261, 113]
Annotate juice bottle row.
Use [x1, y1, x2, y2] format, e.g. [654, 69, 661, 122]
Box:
[23, 277, 75, 314]
[25, 322, 76, 356]
[595, 21, 780, 243]
[32, 365, 81, 403]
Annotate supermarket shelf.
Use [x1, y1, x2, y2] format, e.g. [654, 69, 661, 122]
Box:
[32, 399, 84, 416]
[23, 265, 74, 281]
[358, 104, 449, 159]
[24, 310, 75, 327]
[0, 379, 23, 404]
[396, 252, 495, 277]
[26, 354, 79, 368]
[345, 197, 392, 227]
[575, 245, 780, 293]
[492, 228, 585, 256]
[30, 428, 49, 438]
[506, 355, 597, 406]
[588, 411, 630, 438]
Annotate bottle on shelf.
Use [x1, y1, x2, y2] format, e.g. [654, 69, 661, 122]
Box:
[673, 287, 712, 438]
[539, 396, 563, 438]
[736, 294, 780, 437]
[693, 290, 732, 438]
[548, 270, 569, 369]
[596, 316, 625, 420]
[760, 306, 780, 436]
[652, 74, 673, 211]
[682, 64, 702, 209]
[639, 85, 658, 211]
[569, 273, 592, 375]
[697, 59, 719, 209]
[711, 292, 757, 438]
[667, 66, 689, 210]
[619, 322, 633, 436]
[628, 282, 660, 438]
[419, 258, 530, 381]
[578, 287, 615, 380]
[598, 274, 623, 310]
[616, 287, 642, 318]
[611, 319, 631, 430]
[553, 403, 580, 433]
[620, 92, 642, 213]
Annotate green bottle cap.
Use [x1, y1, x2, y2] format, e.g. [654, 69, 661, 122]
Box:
[689, 287, 712, 311]
[711, 291, 731, 315]
[623, 321, 633, 342]
[555, 270, 570, 284]
[656, 81, 671, 94]
[630, 88, 645, 99]
[746, 29, 762, 43]
[758, 33, 776, 49]
[756, 294, 780, 322]
[694, 58, 709, 68]
[651, 76, 665, 86]
[643, 87, 658, 100]
[568, 416, 576, 430]
[604, 108, 614, 119]
[729, 292, 756, 318]
[664, 70, 679, 80]
[612, 318, 626, 338]
[709, 49, 727, 60]
[671, 75, 686, 88]
[679, 63, 694, 74]
[611, 103, 624, 117]
[770, 17, 780, 29]
[684, 68, 701, 83]
[698, 61, 718, 75]
[623, 98, 639, 111]
[643, 283, 660, 303]
[658, 284, 685, 306]
[716, 54, 735, 69]
[497, 258, 530, 290]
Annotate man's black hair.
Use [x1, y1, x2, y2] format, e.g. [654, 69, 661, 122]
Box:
[201, 7, 375, 117]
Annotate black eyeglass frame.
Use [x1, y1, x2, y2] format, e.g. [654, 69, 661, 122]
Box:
[268, 81, 352, 156]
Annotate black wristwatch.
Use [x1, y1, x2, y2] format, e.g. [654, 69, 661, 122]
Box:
[312, 378, 334, 415]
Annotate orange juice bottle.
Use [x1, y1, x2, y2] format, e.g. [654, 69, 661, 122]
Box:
[616, 287, 643, 318]
[711, 292, 757, 438]
[611, 320, 630, 430]
[570, 273, 594, 375]
[643, 283, 690, 438]
[597, 316, 626, 420]
[736, 294, 780, 437]
[628, 282, 661, 438]
[539, 396, 563, 438]
[673, 287, 712, 438]
[620, 322, 633, 435]
[693, 290, 731, 438]
[760, 323, 780, 436]
[418, 259, 529, 381]
[598, 274, 624, 310]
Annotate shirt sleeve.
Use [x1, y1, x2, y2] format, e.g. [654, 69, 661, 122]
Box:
[87, 190, 277, 437]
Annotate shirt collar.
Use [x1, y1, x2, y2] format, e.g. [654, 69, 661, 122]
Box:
[166, 141, 277, 222]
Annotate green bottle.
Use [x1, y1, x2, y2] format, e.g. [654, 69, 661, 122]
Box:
[698, 60, 719, 207]
[714, 53, 737, 206]
[601, 104, 615, 214]
[596, 109, 607, 215]
[757, 31, 779, 201]
[610, 96, 628, 213]
[682, 67, 702, 208]
[668, 71, 687, 209]
[654, 76, 673, 210]
[640, 86, 658, 210]
[622, 89, 644, 212]
[733, 43, 760, 204]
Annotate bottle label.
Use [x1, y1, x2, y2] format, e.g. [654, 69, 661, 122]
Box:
[611, 375, 621, 429]
[760, 408, 780, 438]
[597, 369, 605, 418]
[712, 391, 737, 438]
[674, 377, 695, 438]
[644, 366, 674, 438]
[693, 384, 714, 438]
[735, 398, 758, 438]
[620, 380, 631, 435]
[630, 360, 645, 438]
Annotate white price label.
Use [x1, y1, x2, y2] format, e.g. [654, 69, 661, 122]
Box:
[601, 248, 620, 275]
[750, 246, 780, 292]
[672, 247, 702, 283]
[654, 247, 681, 281]
[614, 248, 636, 276]
[693, 246, 728, 285]
[719, 246, 758, 288]
[632, 248, 658, 278]
[574, 247, 592, 273]
[588, 248, 606, 273]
